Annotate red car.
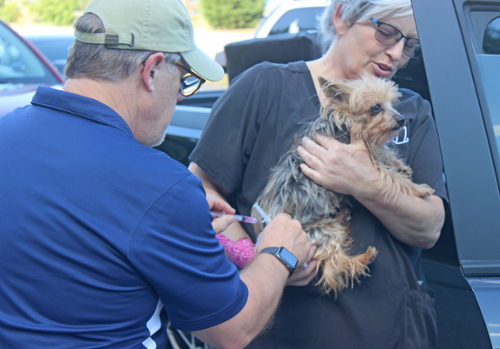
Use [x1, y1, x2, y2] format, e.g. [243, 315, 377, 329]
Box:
[0, 20, 65, 116]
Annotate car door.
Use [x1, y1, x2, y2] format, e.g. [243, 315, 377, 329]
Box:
[411, 0, 500, 348]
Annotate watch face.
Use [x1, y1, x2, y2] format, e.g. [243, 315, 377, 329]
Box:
[279, 248, 298, 268]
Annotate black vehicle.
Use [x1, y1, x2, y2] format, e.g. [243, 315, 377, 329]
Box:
[160, 0, 500, 348]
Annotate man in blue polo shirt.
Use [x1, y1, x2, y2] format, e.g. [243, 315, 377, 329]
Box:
[0, 0, 313, 348]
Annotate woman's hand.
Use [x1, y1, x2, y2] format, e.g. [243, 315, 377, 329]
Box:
[297, 134, 379, 199]
[297, 134, 444, 249]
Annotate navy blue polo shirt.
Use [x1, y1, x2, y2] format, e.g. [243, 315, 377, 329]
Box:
[0, 86, 248, 348]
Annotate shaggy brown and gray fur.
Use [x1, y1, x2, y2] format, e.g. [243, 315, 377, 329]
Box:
[251, 75, 435, 296]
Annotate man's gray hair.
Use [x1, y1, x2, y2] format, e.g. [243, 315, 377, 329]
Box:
[320, 0, 414, 40]
[65, 13, 180, 81]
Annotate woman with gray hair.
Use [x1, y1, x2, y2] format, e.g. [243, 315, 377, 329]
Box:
[190, 0, 447, 347]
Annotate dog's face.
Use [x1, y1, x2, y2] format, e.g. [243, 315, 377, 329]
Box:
[319, 75, 404, 147]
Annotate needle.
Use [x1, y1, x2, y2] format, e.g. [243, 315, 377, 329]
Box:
[210, 211, 262, 224]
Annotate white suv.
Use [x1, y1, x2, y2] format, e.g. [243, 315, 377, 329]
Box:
[255, 0, 328, 38]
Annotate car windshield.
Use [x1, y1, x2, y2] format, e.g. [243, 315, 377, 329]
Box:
[0, 23, 59, 85]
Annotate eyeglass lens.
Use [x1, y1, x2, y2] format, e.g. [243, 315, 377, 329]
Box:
[372, 19, 421, 58]
[181, 74, 203, 97]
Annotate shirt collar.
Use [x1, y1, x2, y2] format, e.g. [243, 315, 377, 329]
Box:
[31, 86, 134, 138]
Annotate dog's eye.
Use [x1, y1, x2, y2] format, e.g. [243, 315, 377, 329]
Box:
[370, 104, 382, 116]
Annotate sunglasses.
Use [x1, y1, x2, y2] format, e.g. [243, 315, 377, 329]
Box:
[370, 18, 421, 58]
[175, 64, 206, 97]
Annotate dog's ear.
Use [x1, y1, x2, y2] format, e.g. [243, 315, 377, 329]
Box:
[318, 77, 328, 90]
[318, 77, 351, 106]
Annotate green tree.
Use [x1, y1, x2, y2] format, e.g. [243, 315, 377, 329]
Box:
[0, 1, 20, 23]
[28, 0, 89, 26]
[199, 0, 265, 29]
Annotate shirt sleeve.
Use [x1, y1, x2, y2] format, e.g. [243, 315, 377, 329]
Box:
[189, 63, 277, 194]
[128, 173, 248, 331]
[397, 89, 449, 203]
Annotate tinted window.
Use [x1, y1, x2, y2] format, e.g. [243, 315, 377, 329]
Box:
[483, 16, 500, 54]
[475, 16, 500, 170]
[269, 7, 325, 35]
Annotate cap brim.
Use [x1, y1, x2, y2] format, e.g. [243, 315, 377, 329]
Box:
[181, 47, 224, 82]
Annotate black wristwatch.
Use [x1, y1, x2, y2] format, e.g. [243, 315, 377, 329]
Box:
[259, 247, 298, 276]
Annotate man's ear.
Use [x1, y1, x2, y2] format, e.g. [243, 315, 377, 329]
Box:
[142, 52, 164, 92]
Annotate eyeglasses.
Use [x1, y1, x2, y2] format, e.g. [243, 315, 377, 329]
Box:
[370, 18, 421, 58]
[175, 64, 206, 97]
[141, 55, 206, 97]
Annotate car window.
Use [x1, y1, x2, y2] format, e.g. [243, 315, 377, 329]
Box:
[483, 16, 500, 54]
[269, 7, 325, 35]
[469, 13, 500, 180]
[0, 24, 59, 84]
[478, 16, 500, 131]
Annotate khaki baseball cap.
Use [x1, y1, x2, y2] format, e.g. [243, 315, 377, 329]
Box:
[75, 0, 224, 82]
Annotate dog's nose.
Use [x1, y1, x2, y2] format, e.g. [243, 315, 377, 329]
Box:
[397, 116, 406, 126]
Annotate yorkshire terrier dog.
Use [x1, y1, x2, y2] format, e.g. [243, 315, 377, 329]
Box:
[251, 75, 434, 296]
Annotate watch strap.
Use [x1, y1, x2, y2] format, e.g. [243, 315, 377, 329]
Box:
[259, 247, 297, 276]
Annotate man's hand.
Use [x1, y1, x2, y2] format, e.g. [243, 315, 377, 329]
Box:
[207, 194, 236, 234]
[256, 213, 312, 268]
[286, 246, 318, 286]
